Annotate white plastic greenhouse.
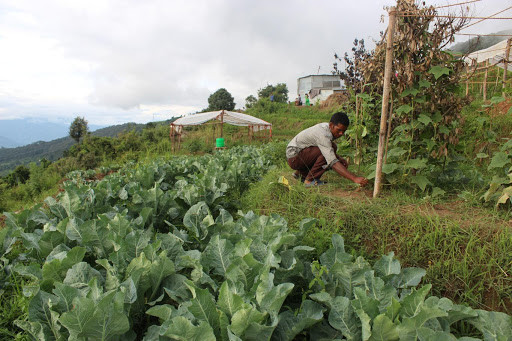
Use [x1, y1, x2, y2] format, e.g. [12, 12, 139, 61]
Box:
[170, 110, 272, 150]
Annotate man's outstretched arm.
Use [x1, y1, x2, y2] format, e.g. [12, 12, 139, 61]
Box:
[332, 162, 369, 186]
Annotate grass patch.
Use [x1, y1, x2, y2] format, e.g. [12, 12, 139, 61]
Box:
[241, 165, 512, 314]
[0, 273, 29, 340]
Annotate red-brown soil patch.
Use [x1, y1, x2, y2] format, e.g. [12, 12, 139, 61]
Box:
[488, 98, 512, 117]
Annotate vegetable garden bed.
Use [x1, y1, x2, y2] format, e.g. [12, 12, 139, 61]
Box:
[1, 146, 511, 340]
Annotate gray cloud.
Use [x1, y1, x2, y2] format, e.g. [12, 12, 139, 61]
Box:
[1, 0, 510, 124]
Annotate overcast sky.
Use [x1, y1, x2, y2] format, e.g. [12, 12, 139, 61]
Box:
[0, 0, 510, 126]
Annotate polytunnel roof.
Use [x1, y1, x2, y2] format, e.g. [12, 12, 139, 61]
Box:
[464, 39, 510, 69]
[171, 110, 271, 127]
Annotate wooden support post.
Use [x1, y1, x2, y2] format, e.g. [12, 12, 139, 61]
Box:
[220, 110, 224, 138]
[212, 123, 216, 147]
[373, 7, 397, 198]
[170, 125, 175, 152]
[483, 60, 489, 100]
[466, 65, 470, 96]
[355, 96, 360, 165]
[503, 38, 511, 97]
[472, 61, 477, 93]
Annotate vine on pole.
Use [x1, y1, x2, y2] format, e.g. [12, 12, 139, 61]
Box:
[374, 7, 397, 198]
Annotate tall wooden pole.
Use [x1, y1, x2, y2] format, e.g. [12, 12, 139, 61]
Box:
[220, 110, 224, 138]
[465, 64, 470, 96]
[373, 7, 397, 198]
[503, 38, 511, 97]
[483, 60, 488, 100]
[170, 125, 175, 152]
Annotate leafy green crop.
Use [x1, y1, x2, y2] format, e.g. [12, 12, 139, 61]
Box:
[482, 136, 512, 206]
[2, 145, 511, 340]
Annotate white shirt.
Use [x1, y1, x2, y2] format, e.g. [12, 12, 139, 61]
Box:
[286, 122, 339, 168]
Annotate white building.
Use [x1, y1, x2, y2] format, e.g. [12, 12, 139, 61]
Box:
[297, 74, 345, 104]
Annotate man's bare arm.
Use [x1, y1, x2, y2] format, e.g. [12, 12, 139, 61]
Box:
[332, 162, 369, 186]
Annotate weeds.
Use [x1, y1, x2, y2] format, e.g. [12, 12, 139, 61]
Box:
[0, 273, 29, 340]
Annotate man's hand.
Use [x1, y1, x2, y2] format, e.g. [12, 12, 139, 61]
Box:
[332, 162, 368, 187]
[354, 177, 369, 187]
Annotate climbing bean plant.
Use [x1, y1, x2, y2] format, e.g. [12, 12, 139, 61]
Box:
[354, 0, 472, 193]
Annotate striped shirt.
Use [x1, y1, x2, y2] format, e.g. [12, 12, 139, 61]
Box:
[286, 122, 338, 168]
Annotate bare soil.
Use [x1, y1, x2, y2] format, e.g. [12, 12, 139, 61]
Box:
[488, 98, 512, 117]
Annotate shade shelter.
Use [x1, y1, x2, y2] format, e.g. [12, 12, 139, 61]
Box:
[170, 110, 272, 150]
[464, 39, 510, 69]
[463, 39, 512, 98]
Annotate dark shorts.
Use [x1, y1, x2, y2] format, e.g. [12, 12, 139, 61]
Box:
[287, 143, 339, 181]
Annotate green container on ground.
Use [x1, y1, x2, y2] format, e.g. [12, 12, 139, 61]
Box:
[216, 138, 225, 148]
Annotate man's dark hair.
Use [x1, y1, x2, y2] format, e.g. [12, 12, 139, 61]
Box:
[330, 111, 350, 126]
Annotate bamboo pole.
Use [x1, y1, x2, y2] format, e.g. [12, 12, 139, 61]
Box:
[212, 123, 216, 148]
[472, 60, 477, 93]
[170, 125, 175, 152]
[466, 65, 470, 96]
[503, 38, 512, 97]
[373, 7, 397, 198]
[483, 60, 489, 100]
[355, 96, 360, 165]
[220, 110, 224, 138]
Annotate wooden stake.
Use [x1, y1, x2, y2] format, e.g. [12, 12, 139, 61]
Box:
[503, 38, 511, 97]
[170, 125, 175, 152]
[483, 60, 488, 100]
[355, 96, 360, 166]
[373, 7, 397, 198]
[220, 110, 224, 137]
[466, 65, 470, 96]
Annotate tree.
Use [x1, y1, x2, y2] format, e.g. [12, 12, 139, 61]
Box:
[39, 158, 51, 168]
[69, 116, 88, 144]
[333, 38, 373, 93]
[245, 95, 257, 109]
[207, 88, 235, 111]
[257, 83, 288, 103]
[6, 165, 30, 187]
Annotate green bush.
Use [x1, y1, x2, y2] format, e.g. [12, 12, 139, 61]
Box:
[185, 138, 204, 153]
[5, 166, 30, 187]
[117, 130, 142, 153]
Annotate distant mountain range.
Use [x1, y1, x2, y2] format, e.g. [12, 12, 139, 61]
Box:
[0, 122, 149, 176]
[0, 136, 19, 149]
[0, 119, 105, 148]
[449, 29, 512, 54]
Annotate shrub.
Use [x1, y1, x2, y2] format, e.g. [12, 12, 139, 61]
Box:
[5, 165, 30, 187]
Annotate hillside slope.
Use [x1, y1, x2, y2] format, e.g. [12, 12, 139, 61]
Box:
[0, 122, 148, 175]
[0, 119, 105, 148]
[449, 29, 512, 54]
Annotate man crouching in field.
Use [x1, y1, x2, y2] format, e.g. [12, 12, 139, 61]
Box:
[286, 111, 369, 187]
